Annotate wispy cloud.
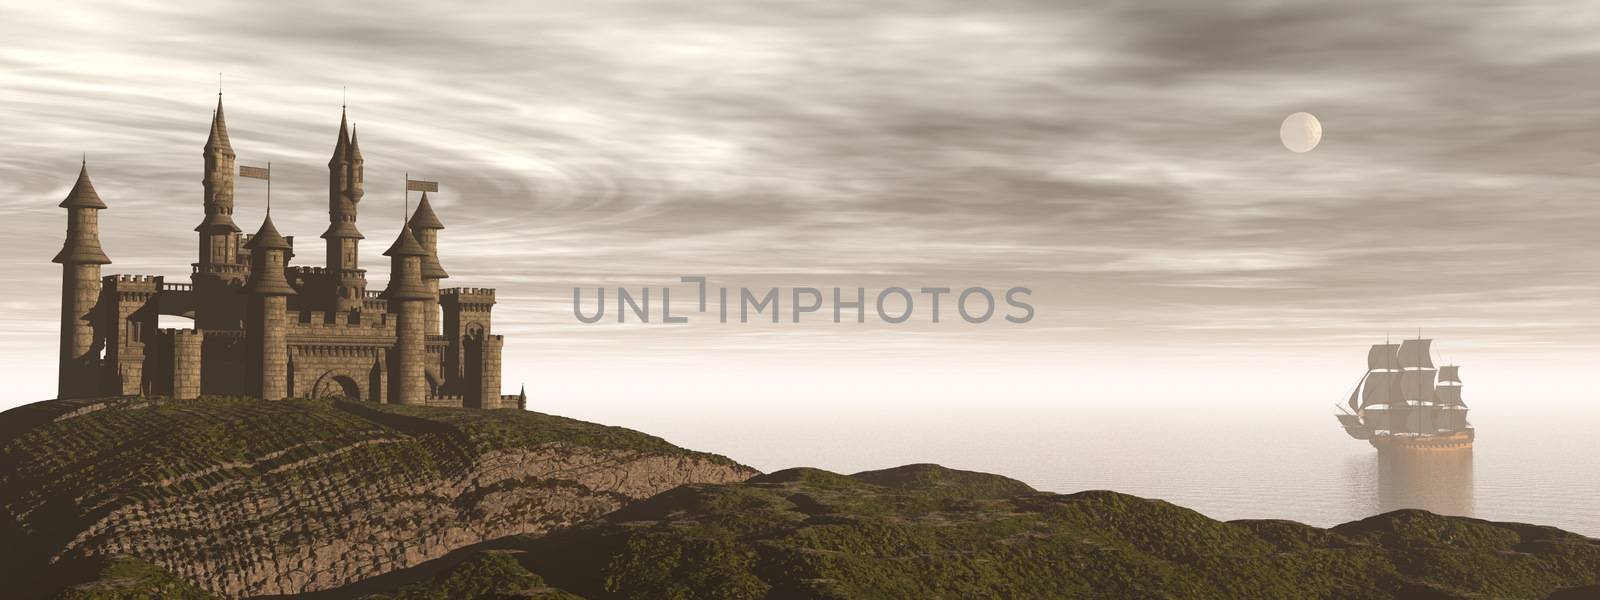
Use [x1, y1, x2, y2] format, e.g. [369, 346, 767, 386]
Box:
[3, 0, 1600, 402]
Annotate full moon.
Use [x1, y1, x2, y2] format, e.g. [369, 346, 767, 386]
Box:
[1280, 112, 1322, 153]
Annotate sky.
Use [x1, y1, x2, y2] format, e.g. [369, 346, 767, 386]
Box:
[3, 0, 1600, 411]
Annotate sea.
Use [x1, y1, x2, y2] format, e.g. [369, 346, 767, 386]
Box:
[536, 357, 1600, 537]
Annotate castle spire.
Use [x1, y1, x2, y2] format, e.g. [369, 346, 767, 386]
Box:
[348, 124, 364, 162]
[324, 106, 367, 313]
[205, 94, 234, 157]
[197, 92, 240, 234]
[329, 106, 350, 166]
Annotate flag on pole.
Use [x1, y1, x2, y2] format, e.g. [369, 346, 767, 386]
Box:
[239, 165, 271, 180]
[406, 179, 438, 192]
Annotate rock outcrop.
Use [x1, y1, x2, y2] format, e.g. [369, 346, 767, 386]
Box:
[0, 396, 757, 599]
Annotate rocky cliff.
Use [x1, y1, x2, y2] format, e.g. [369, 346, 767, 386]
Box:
[0, 396, 757, 599]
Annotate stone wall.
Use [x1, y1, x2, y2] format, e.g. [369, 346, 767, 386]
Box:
[58, 263, 102, 398]
[171, 329, 202, 400]
[256, 295, 289, 400]
[391, 301, 425, 405]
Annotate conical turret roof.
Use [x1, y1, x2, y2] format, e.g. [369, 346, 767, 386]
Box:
[383, 222, 428, 257]
[419, 253, 449, 279]
[244, 214, 296, 295]
[348, 125, 364, 162]
[59, 161, 108, 209]
[384, 223, 432, 301]
[205, 95, 234, 157]
[243, 214, 292, 250]
[194, 211, 243, 233]
[54, 161, 112, 264]
[328, 107, 350, 166]
[408, 192, 444, 229]
[320, 219, 364, 240]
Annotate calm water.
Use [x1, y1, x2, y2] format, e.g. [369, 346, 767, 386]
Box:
[549, 391, 1600, 537]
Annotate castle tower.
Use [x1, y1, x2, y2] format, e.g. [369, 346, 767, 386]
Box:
[53, 160, 112, 399]
[441, 287, 497, 405]
[322, 110, 367, 315]
[408, 192, 448, 335]
[193, 95, 246, 329]
[384, 225, 431, 405]
[244, 215, 295, 400]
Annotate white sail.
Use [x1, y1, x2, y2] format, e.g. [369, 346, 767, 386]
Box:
[1400, 369, 1437, 403]
[1434, 386, 1464, 407]
[1438, 365, 1461, 383]
[1361, 371, 1404, 408]
[1347, 375, 1364, 412]
[1398, 338, 1433, 369]
[1368, 344, 1401, 371]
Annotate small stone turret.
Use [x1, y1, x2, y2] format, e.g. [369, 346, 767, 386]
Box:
[409, 192, 448, 335]
[245, 215, 295, 400]
[193, 96, 247, 331]
[323, 109, 366, 314]
[196, 95, 241, 275]
[54, 160, 112, 399]
[348, 126, 365, 201]
[384, 225, 430, 405]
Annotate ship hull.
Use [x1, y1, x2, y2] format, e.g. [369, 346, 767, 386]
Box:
[1368, 429, 1474, 451]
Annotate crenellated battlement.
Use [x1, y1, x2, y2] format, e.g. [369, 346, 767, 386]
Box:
[441, 287, 496, 298]
[292, 309, 396, 332]
[441, 287, 496, 314]
[103, 273, 163, 296]
[193, 263, 248, 275]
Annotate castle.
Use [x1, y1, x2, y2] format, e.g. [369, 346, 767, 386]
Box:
[52, 96, 522, 409]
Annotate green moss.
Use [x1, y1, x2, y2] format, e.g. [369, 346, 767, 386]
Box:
[361, 551, 579, 600]
[505, 464, 1600, 600]
[52, 556, 219, 600]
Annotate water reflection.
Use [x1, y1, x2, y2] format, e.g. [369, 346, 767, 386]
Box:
[1371, 450, 1475, 517]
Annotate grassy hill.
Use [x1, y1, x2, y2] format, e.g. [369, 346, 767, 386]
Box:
[341, 464, 1600, 600]
[0, 396, 756, 599]
[8, 398, 1600, 599]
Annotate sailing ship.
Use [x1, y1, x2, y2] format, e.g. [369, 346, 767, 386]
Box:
[1335, 337, 1472, 450]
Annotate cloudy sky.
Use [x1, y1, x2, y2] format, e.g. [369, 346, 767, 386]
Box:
[3, 0, 1600, 409]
